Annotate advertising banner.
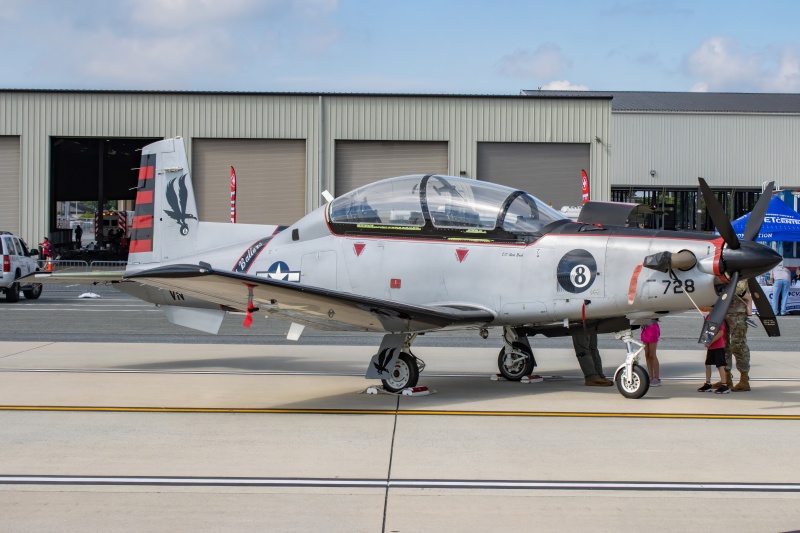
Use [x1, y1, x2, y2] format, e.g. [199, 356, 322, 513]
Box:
[755, 283, 800, 314]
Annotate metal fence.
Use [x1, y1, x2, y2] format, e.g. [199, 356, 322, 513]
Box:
[36, 259, 128, 294]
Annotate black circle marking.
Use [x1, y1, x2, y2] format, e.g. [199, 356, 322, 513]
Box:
[557, 249, 597, 293]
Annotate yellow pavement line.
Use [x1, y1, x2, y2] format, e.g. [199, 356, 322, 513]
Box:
[0, 405, 799, 420]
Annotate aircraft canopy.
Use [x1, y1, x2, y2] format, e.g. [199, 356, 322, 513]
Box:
[329, 174, 565, 234]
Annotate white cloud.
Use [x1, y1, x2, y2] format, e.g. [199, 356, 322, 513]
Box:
[129, 0, 272, 29]
[685, 36, 800, 92]
[762, 47, 800, 92]
[685, 37, 761, 91]
[497, 44, 569, 80]
[539, 80, 589, 91]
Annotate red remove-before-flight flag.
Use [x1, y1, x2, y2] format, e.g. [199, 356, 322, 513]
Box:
[581, 169, 590, 204]
[230, 166, 237, 223]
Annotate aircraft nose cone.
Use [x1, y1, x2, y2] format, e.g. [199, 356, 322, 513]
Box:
[722, 241, 782, 278]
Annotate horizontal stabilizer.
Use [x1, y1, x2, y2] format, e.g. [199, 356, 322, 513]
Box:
[19, 270, 125, 285]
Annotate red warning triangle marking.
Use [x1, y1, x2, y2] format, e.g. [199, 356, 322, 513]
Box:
[354, 243, 365, 257]
[456, 248, 469, 263]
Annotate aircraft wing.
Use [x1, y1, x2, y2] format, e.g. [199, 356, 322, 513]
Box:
[20, 270, 126, 285]
[126, 264, 495, 333]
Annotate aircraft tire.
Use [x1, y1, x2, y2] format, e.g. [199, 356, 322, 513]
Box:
[497, 342, 534, 381]
[614, 364, 650, 399]
[381, 352, 419, 393]
[23, 283, 42, 300]
[5, 281, 20, 303]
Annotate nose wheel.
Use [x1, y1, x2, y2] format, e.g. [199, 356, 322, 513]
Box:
[614, 363, 649, 399]
[613, 331, 650, 399]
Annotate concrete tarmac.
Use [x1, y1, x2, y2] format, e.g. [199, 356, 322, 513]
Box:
[1, 342, 800, 532]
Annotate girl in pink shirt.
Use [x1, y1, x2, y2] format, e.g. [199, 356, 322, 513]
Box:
[698, 318, 729, 394]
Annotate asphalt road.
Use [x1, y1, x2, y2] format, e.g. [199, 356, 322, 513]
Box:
[1, 285, 796, 351]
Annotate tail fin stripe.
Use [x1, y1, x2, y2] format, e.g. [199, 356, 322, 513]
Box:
[137, 164, 154, 182]
[136, 190, 154, 205]
[129, 239, 152, 253]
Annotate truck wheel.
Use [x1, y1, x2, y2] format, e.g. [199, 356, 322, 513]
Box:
[5, 281, 20, 302]
[23, 283, 42, 300]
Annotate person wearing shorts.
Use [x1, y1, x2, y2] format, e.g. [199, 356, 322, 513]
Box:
[640, 319, 661, 386]
[698, 319, 729, 394]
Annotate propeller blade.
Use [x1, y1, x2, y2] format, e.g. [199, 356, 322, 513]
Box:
[748, 278, 781, 337]
[742, 182, 775, 241]
[699, 178, 740, 250]
[698, 272, 739, 346]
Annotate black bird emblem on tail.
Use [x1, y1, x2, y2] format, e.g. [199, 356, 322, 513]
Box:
[373, 347, 394, 375]
[164, 174, 197, 236]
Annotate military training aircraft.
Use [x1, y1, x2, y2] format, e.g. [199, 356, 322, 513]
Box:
[26, 137, 782, 399]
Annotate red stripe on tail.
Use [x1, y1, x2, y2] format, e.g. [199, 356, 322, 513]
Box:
[129, 239, 152, 253]
[136, 190, 153, 204]
[138, 166, 154, 180]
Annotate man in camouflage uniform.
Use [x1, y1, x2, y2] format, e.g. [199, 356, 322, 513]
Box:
[718, 280, 753, 391]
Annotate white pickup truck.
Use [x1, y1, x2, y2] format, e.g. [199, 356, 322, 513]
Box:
[1, 231, 42, 302]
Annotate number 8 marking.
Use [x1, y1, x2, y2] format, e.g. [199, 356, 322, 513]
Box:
[570, 264, 590, 288]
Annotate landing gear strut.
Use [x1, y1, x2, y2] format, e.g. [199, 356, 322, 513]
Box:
[367, 333, 426, 393]
[613, 331, 650, 399]
[497, 326, 535, 381]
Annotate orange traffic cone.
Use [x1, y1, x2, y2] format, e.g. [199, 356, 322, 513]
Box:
[46, 259, 53, 272]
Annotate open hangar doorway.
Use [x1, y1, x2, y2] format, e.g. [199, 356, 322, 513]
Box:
[50, 137, 160, 255]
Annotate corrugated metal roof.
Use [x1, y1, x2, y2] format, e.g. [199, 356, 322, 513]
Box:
[520, 90, 800, 113]
[0, 88, 612, 100]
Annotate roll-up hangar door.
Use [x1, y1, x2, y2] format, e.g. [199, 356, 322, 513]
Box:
[477, 142, 590, 209]
[335, 141, 448, 196]
[192, 139, 306, 225]
[0, 136, 20, 234]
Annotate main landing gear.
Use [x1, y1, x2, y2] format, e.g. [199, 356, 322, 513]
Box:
[367, 333, 426, 393]
[613, 331, 650, 399]
[497, 326, 536, 381]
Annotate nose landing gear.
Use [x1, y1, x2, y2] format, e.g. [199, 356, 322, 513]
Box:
[613, 331, 650, 399]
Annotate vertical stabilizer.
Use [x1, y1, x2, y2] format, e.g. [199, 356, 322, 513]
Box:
[129, 137, 199, 265]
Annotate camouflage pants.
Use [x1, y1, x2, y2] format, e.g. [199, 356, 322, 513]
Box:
[572, 332, 604, 379]
[724, 313, 751, 373]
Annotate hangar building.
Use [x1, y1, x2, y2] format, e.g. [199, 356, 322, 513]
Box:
[0, 90, 611, 247]
[1, 89, 799, 260]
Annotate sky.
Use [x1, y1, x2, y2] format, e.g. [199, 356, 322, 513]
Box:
[1, 0, 799, 95]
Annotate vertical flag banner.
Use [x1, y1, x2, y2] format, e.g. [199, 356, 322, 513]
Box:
[230, 166, 237, 223]
[581, 169, 590, 204]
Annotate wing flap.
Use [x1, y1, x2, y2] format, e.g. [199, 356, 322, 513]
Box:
[126, 264, 495, 332]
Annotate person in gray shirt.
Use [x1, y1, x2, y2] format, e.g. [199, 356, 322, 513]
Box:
[770, 262, 792, 316]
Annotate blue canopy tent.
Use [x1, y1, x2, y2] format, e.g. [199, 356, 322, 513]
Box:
[730, 196, 800, 242]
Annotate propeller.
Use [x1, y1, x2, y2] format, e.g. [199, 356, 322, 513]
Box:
[697, 179, 781, 345]
[699, 272, 739, 346]
[748, 278, 780, 337]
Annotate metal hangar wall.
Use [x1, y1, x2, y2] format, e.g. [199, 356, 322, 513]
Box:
[0, 90, 611, 245]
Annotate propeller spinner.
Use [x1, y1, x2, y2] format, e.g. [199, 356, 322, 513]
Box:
[697, 179, 781, 345]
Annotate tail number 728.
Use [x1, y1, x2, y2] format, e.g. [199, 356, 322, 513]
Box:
[662, 278, 695, 294]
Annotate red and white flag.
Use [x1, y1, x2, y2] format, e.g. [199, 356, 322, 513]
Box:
[230, 166, 237, 223]
[581, 169, 590, 204]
